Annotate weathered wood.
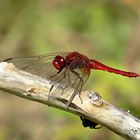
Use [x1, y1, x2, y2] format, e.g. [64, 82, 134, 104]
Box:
[0, 62, 140, 140]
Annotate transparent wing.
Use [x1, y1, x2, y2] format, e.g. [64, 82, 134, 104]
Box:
[4, 52, 70, 80]
[4, 52, 90, 107]
[48, 57, 90, 107]
[62, 56, 91, 107]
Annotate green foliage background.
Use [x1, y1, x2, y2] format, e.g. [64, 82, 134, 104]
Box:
[0, 0, 140, 140]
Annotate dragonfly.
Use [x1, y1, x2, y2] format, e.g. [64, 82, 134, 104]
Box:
[4, 52, 140, 108]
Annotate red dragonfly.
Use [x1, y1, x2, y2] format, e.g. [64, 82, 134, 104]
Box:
[4, 52, 140, 107]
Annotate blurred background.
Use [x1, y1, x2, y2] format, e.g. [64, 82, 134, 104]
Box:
[0, 0, 140, 140]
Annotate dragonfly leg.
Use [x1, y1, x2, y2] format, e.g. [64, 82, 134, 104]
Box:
[48, 69, 64, 91]
[49, 69, 67, 88]
[49, 68, 68, 96]
[71, 70, 84, 103]
[66, 71, 84, 108]
[47, 84, 55, 102]
[60, 70, 71, 95]
[49, 69, 63, 79]
[78, 82, 83, 104]
[49, 84, 54, 93]
[50, 68, 71, 96]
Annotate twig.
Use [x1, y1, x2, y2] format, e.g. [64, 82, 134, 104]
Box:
[0, 62, 140, 140]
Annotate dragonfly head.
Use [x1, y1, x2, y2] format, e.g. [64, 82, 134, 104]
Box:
[53, 55, 66, 70]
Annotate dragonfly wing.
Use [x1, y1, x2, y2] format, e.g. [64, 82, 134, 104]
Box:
[4, 52, 90, 107]
[63, 56, 91, 107]
[46, 66, 89, 107]
[40, 55, 90, 107]
[3, 52, 69, 80]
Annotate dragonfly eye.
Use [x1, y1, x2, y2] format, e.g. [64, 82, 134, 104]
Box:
[53, 55, 66, 70]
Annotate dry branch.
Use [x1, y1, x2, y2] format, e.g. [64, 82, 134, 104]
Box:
[0, 62, 140, 140]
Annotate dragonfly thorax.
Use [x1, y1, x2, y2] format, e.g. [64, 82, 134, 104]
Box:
[66, 52, 90, 70]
